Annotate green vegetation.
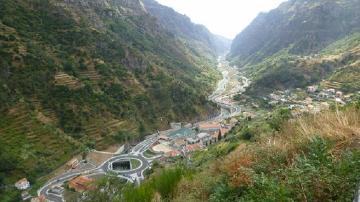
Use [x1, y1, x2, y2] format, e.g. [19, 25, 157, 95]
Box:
[229, 0, 360, 66]
[88, 105, 360, 201]
[0, 103, 77, 202]
[228, 0, 360, 97]
[321, 33, 360, 55]
[82, 167, 190, 202]
[178, 106, 360, 201]
[241, 35, 360, 96]
[320, 33, 360, 92]
[130, 159, 141, 169]
[85, 102, 360, 201]
[0, 0, 221, 200]
[143, 149, 158, 158]
[208, 139, 360, 202]
[66, 174, 128, 202]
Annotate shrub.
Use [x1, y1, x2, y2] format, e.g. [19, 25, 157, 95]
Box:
[268, 108, 291, 131]
[122, 167, 188, 202]
[240, 126, 254, 140]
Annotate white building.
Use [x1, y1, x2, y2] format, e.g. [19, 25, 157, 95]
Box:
[307, 85, 318, 93]
[336, 91, 343, 98]
[15, 178, 30, 190]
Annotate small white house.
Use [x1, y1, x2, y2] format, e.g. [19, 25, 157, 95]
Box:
[336, 91, 343, 98]
[307, 86, 318, 93]
[15, 178, 30, 190]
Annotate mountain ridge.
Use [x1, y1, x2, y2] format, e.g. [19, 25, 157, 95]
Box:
[229, 0, 360, 66]
[0, 0, 225, 200]
[142, 0, 231, 55]
[228, 0, 360, 96]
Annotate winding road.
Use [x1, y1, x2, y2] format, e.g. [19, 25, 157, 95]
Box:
[38, 135, 160, 202]
[209, 57, 250, 120]
[38, 57, 249, 202]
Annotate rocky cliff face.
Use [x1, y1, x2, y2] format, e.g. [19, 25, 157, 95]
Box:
[229, 0, 360, 66]
[62, 0, 147, 16]
[55, 0, 149, 31]
[143, 0, 231, 55]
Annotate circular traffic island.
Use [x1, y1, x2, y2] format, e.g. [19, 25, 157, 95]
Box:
[112, 160, 131, 171]
[109, 157, 144, 173]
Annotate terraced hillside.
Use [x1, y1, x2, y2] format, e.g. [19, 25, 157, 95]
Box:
[243, 37, 360, 96]
[0, 0, 223, 200]
[0, 102, 78, 201]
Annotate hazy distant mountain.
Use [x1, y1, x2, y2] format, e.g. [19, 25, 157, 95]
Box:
[143, 0, 231, 55]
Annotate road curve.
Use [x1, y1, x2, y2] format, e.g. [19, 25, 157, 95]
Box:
[38, 134, 159, 202]
[209, 57, 250, 120]
[38, 57, 248, 202]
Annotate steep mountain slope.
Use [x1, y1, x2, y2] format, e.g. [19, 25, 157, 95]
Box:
[229, 0, 360, 66]
[244, 36, 360, 95]
[0, 0, 222, 199]
[228, 0, 360, 96]
[320, 33, 360, 92]
[143, 0, 231, 55]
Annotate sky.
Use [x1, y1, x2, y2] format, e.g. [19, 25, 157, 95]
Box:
[155, 0, 287, 39]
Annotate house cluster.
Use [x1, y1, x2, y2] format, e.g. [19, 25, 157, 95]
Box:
[14, 169, 94, 201]
[14, 177, 61, 202]
[183, 122, 230, 153]
[307, 85, 350, 105]
[151, 121, 233, 158]
[266, 84, 355, 116]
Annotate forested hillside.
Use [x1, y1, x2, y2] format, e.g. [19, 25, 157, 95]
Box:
[244, 33, 360, 96]
[229, 0, 360, 65]
[228, 0, 360, 96]
[72, 1, 360, 201]
[0, 0, 222, 199]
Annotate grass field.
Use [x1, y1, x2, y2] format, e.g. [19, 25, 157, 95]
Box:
[131, 159, 141, 169]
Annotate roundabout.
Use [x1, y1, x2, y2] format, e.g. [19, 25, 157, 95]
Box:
[38, 135, 159, 202]
[106, 156, 145, 173]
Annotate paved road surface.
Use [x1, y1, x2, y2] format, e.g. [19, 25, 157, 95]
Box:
[38, 57, 248, 202]
[209, 57, 250, 120]
[38, 135, 159, 202]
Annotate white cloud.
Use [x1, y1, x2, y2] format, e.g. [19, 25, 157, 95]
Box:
[155, 0, 287, 39]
